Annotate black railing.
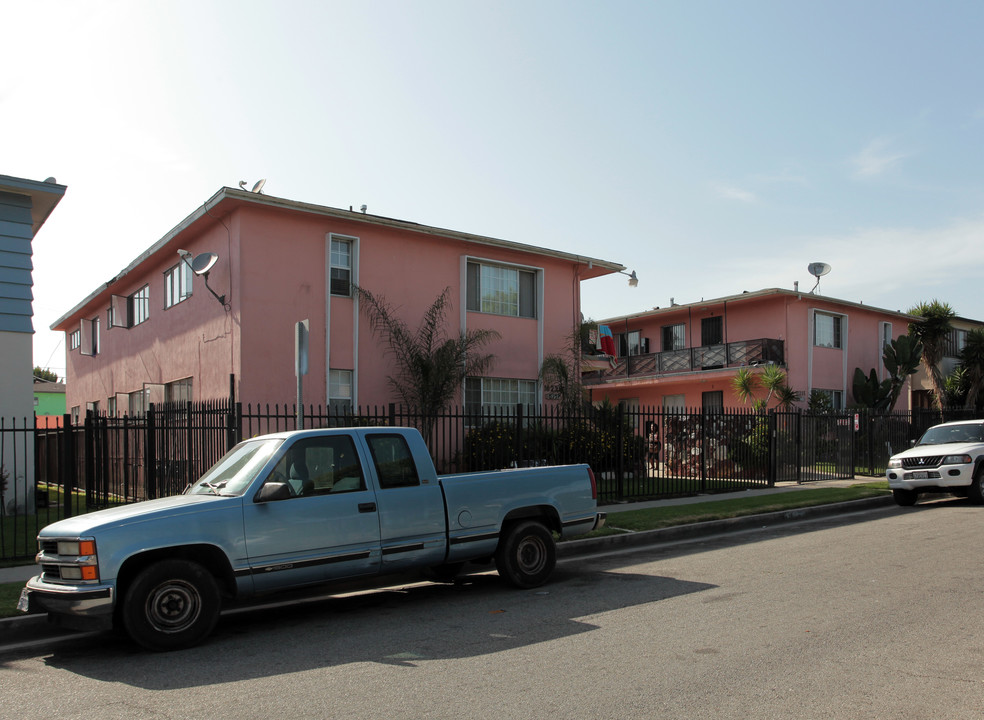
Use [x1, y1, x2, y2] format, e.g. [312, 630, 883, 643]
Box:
[584, 338, 785, 382]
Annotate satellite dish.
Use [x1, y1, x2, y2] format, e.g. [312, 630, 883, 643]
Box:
[808, 262, 831, 278]
[191, 252, 219, 276]
[252, 179, 266, 193]
[238, 180, 248, 189]
[808, 262, 831, 294]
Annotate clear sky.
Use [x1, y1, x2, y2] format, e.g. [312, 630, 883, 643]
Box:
[5, 0, 984, 378]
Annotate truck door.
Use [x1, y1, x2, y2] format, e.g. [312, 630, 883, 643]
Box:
[361, 432, 447, 572]
[243, 434, 381, 592]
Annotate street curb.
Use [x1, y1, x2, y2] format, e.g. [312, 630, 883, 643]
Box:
[1, 496, 896, 644]
[557, 495, 896, 558]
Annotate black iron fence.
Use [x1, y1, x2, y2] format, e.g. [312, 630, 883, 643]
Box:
[1, 402, 979, 561]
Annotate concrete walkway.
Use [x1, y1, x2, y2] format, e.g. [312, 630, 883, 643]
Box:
[0, 476, 882, 586]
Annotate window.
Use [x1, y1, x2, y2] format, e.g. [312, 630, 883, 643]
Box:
[814, 389, 844, 410]
[110, 285, 150, 328]
[70, 329, 81, 350]
[329, 369, 353, 412]
[164, 262, 193, 308]
[702, 391, 724, 412]
[465, 377, 537, 416]
[128, 390, 148, 416]
[880, 322, 893, 352]
[466, 261, 536, 318]
[107, 396, 116, 417]
[165, 378, 193, 404]
[702, 316, 723, 345]
[269, 435, 365, 496]
[662, 324, 685, 351]
[616, 330, 643, 357]
[71, 406, 80, 424]
[79, 317, 99, 356]
[330, 237, 353, 296]
[366, 434, 420, 489]
[814, 312, 843, 349]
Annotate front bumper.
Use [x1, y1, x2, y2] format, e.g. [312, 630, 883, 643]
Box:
[886, 464, 974, 491]
[21, 575, 115, 629]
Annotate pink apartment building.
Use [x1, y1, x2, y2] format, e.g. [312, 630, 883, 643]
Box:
[583, 288, 917, 412]
[53, 187, 622, 419]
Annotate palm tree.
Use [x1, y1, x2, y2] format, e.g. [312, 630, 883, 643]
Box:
[960, 329, 984, 409]
[908, 300, 956, 409]
[355, 286, 500, 440]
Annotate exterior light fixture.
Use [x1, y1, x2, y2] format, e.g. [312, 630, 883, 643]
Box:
[619, 270, 639, 288]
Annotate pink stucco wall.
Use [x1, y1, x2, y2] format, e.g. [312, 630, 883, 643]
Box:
[58, 193, 604, 414]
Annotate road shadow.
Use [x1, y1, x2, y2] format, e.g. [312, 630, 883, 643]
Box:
[35, 566, 714, 687]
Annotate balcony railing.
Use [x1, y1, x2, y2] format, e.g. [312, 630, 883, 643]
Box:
[583, 337, 785, 383]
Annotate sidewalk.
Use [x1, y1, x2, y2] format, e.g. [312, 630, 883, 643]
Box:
[0, 476, 881, 586]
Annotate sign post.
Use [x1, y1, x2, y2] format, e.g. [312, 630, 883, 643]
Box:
[295, 319, 309, 429]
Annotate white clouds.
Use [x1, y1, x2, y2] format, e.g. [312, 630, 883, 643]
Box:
[851, 137, 910, 178]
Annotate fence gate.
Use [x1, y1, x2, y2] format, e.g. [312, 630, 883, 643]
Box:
[774, 412, 855, 483]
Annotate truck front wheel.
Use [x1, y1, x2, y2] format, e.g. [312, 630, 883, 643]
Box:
[121, 559, 220, 651]
[495, 521, 556, 589]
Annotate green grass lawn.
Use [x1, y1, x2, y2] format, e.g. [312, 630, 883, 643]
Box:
[0, 482, 891, 620]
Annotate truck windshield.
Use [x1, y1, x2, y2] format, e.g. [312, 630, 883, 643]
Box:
[188, 438, 283, 496]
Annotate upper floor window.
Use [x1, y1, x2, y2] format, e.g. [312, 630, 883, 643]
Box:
[662, 324, 685, 351]
[616, 329, 644, 357]
[69, 329, 81, 350]
[466, 261, 536, 318]
[111, 285, 150, 328]
[814, 312, 843, 349]
[79, 317, 99, 356]
[330, 237, 353, 297]
[164, 262, 193, 308]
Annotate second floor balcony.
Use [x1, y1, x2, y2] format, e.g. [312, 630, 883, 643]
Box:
[583, 337, 785, 384]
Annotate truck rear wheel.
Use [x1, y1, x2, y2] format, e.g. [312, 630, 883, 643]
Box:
[121, 559, 220, 652]
[495, 521, 556, 588]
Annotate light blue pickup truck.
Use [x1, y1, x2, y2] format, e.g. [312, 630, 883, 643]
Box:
[21, 426, 605, 651]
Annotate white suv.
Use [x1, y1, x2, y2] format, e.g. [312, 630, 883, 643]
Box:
[886, 420, 984, 506]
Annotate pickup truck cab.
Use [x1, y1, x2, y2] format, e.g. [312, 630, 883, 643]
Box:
[886, 419, 984, 506]
[22, 426, 605, 651]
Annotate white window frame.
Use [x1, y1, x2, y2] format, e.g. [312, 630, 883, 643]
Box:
[329, 236, 354, 297]
[164, 262, 194, 309]
[329, 369, 353, 412]
[813, 311, 843, 349]
[465, 377, 538, 416]
[466, 260, 537, 319]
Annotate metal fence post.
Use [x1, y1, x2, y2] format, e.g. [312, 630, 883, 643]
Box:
[146, 404, 157, 500]
[61, 415, 75, 518]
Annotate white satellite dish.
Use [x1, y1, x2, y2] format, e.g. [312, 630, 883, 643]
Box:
[808, 262, 831, 293]
[191, 252, 219, 276]
[252, 179, 266, 193]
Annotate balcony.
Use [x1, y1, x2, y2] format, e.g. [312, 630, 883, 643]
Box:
[582, 337, 784, 383]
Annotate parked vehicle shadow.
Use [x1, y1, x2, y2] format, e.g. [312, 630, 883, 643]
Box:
[35, 565, 715, 687]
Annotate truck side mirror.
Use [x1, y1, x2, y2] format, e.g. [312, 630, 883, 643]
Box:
[255, 481, 291, 503]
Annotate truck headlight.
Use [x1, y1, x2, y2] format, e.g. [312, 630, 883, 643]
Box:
[57, 540, 96, 557]
[888, 458, 902, 468]
[943, 454, 972, 465]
